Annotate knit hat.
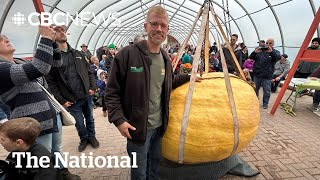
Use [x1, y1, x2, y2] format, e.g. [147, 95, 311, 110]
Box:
[312, 38, 320, 44]
[97, 69, 105, 80]
[108, 43, 115, 49]
[182, 54, 190, 64]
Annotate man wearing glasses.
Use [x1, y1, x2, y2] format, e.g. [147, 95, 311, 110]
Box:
[249, 38, 281, 109]
[105, 6, 190, 180]
[219, 34, 243, 73]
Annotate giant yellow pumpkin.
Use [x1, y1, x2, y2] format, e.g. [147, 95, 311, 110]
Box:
[162, 72, 260, 164]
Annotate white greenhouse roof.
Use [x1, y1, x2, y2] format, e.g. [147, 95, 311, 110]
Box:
[1, 0, 320, 61]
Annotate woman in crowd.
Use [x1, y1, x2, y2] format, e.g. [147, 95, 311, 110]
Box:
[0, 26, 79, 180]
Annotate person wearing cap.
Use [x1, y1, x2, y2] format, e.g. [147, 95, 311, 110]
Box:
[104, 43, 116, 73]
[80, 43, 92, 60]
[257, 40, 265, 48]
[46, 25, 99, 153]
[180, 54, 192, 74]
[96, 69, 108, 117]
[271, 54, 291, 93]
[294, 37, 320, 78]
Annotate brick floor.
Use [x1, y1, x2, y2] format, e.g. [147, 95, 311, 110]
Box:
[1, 89, 320, 179]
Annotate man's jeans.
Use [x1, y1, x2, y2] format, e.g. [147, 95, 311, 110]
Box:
[69, 95, 96, 141]
[0, 103, 10, 120]
[36, 113, 64, 168]
[314, 90, 320, 105]
[254, 77, 272, 106]
[127, 127, 162, 180]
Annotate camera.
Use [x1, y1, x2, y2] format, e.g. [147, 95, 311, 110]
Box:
[260, 45, 269, 51]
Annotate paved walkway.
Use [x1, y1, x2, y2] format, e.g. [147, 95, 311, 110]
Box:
[1, 89, 320, 180]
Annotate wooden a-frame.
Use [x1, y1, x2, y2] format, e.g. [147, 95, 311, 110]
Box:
[173, 0, 245, 164]
[270, 7, 320, 115]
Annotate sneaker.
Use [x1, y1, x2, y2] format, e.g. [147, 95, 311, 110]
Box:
[88, 137, 100, 149]
[78, 139, 88, 152]
[60, 168, 81, 180]
[312, 103, 319, 108]
[263, 105, 268, 109]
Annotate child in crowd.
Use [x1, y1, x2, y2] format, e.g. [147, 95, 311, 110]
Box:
[243, 58, 255, 79]
[0, 117, 62, 180]
[99, 55, 107, 70]
[96, 69, 108, 117]
[180, 54, 192, 74]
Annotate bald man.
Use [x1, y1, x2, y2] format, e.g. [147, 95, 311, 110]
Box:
[249, 38, 281, 109]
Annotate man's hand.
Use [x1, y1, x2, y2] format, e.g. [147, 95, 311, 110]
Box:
[117, 122, 136, 139]
[39, 25, 56, 41]
[275, 77, 281, 81]
[63, 101, 73, 108]
[267, 46, 273, 53]
[89, 90, 95, 95]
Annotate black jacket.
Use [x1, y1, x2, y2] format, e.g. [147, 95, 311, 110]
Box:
[105, 54, 114, 72]
[105, 40, 190, 144]
[46, 43, 97, 105]
[218, 47, 242, 74]
[249, 49, 280, 79]
[5, 144, 62, 180]
[96, 46, 108, 61]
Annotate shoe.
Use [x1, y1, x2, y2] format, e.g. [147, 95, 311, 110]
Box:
[103, 111, 107, 117]
[88, 137, 100, 149]
[60, 168, 81, 180]
[263, 105, 268, 109]
[78, 139, 88, 152]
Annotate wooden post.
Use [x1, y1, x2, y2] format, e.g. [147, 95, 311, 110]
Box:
[173, 8, 203, 72]
[270, 6, 320, 115]
[210, 7, 246, 80]
[218, 42, 239, 156]
[205, 15, 210, 74]
[210, 4, 239, 156]
[178, 4, 209, 164]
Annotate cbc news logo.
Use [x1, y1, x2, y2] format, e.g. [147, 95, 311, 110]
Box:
[12, 12, 27, 26]
[11, 12, 121, 27]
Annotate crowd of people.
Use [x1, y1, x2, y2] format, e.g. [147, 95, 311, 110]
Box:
[164, 36, 320, 110]
[0, 5, 319, 180]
